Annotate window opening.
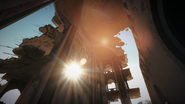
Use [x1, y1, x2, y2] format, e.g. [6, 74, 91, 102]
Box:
[0, 89, 20, 104]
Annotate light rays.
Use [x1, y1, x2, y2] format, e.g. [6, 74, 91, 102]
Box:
[65, 63, 82, 79]
[54, 56, 98, 103]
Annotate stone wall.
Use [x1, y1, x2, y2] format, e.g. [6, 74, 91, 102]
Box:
[0, 24, 64, 95]
[124, 0, 185, 103]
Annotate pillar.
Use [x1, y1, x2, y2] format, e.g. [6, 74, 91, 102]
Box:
[111, 57, 131, 104]
[99, 61, 108, 104]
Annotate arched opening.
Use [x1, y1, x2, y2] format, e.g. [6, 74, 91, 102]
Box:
[150, 0, 185, 65]
[104, 64, 113, 74]
[0, 89, 20, 104]
[107, 79, 117, 92]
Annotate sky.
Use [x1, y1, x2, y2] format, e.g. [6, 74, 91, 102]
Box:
[0, 3, 150, 104]
[115, 29, 151, 104]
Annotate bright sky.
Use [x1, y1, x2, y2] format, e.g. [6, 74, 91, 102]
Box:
[116, 29, 151, 104]
[0, 3, 150, 104]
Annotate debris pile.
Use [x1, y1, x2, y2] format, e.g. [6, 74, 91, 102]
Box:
[0, 24, 63, 83]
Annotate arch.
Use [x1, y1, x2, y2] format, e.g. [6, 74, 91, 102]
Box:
[107, 80, 117, 92]
[0, 89, 20, 104]
[0, 79, 27, 99]
[150, 0, 185, 65]
[93, 45, 117, 61]
[104, 64, 113, 74]
[107, 79, 115, 85]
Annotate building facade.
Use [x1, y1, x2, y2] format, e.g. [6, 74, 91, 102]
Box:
[0, 13, 140, 104]
[0, 0, 185, 104]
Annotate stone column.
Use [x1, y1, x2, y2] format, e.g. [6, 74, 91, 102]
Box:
[99, 61, 108, 104]
[16, 75, 39, 104]
[111, 57, 131, 104]
[37, 26, 76, 104]
[91, 53, 96, 104]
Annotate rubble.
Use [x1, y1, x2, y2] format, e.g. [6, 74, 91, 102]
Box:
[1, 57, 24, 69]
[0, 24, 63, 83]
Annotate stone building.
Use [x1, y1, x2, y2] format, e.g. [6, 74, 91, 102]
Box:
[0, 0, 185, 104]
[0, 17, 140, 104]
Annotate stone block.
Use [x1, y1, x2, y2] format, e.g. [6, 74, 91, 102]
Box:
[17, 57, 35, 64]
[13, 47, 27, 56]
[1, 57, 24, 69]
[24, 45, 45, 60]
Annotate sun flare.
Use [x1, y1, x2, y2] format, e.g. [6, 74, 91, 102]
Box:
[66, 63, 82, 79]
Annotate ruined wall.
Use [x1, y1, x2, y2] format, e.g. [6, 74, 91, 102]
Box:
[0, 25, 56, 80]
[124, 0, 185, 103]
[0, 24, 63, 97]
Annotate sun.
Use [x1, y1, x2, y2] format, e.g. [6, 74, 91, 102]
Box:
[66, 63, 82, 79]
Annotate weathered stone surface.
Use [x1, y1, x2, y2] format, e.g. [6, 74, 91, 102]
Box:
[46, 25, 64, 45]
[110, 37, 122, 46]
[13, 47, 27, 56]
[0, 59, 4, 66]
[19, 38, 30, 47]
[16, 26, 56, 56]
[127, 88, 141, 99]
[39, 35, 53, 42]
[0, 67, 12, 73]
[2, 69, 23, 80]
[121, 63, 128, 68]
[13, 45, 46, 61]
[21, 66, 38, 75]
[28, 59, 48, 70]
[104, 73, 116, 84]
[115, 47, 125, 56]
[42, 55, 52, 61]
[108, 79, 114, 84]
[116, 41, 125, 46]
[0, 25, 60, 83]
[39, 26, 47, 34]
[2, 69, 33, 82]
[39, 37, 55, 55]
[26, 36, 41, 47]
[24, 45, 45, 60]
[16, 57, 35, 65]
[57, 24, 64, 33]
[1, 57, 24, 69]
[106, 90, 120, 101]
[1, 56, 51, 81]
[121, 69, 133, 81]
[107, 88, 141, 100]
[25, 35, 54, 56]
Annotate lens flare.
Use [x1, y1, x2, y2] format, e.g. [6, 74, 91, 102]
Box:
[102, 38, 108, 44]
[80, 58, 87, 65]
[66, 63, 82, 79]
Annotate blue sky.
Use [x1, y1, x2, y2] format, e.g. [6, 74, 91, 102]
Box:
[0, 3, 150, 104]
[117, 29, 151, 104]
[0, 3, 56, 59]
